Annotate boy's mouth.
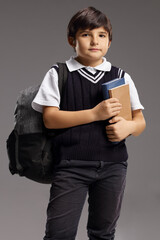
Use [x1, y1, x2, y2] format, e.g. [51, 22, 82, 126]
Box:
[89, 48, 101, 51]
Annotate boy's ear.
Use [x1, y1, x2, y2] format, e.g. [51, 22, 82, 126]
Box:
[108, 41, 111, 48]
[68, 37, 76, 47]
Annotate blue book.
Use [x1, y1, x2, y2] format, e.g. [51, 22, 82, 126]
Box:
[102, 77, 125, 99]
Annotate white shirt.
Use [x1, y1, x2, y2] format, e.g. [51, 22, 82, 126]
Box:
[32, 57, 144, 113]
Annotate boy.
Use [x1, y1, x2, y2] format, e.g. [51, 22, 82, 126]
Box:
[32, 6, 146, 240]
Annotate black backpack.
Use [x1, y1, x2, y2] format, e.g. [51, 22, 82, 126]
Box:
[6, 63, 68, 184]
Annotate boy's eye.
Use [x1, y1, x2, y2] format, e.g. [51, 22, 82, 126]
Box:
[99, 34, 106, 38]
[82, 33, 89, 37]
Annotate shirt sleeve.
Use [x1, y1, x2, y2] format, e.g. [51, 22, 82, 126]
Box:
[124, 72, 144, 110]
[31, 67, 60, 113]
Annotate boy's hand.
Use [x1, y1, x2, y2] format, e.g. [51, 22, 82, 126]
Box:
[106, 116, 132, 142]
[92, 98, 122, 121]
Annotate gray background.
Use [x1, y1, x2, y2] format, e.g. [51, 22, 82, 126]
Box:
[0, 0, 160, 239]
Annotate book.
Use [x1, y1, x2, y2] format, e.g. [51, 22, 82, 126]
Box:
[102, 77, 125, 99]
[109, 84, 132, 121]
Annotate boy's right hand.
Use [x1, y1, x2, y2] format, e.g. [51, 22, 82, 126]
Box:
[92, 98, 122, 121]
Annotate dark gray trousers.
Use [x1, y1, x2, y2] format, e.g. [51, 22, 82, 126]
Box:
[43, 160, 128, 240]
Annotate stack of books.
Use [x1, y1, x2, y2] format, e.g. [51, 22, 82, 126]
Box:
[102, 78, 132, 121]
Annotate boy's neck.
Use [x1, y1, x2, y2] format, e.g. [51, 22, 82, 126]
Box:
[75, 57, 103, 67]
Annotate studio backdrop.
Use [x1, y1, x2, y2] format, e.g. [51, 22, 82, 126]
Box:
[0, 0, 160, 239]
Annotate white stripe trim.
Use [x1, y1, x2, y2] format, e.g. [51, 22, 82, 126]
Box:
[78, 70, 105, 83]
[80, 69, 103, 80]
[118, 68, 123, 78]
[120, 69, 123, 78]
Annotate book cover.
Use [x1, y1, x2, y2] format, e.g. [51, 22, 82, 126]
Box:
[102, 77, 125, 99]
[109, 84, 132, 121]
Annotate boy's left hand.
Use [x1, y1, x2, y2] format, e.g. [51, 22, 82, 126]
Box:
[106, 116, 132, 142]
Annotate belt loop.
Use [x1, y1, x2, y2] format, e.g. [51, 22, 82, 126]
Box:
[97, 161, 104, 171]
[100, 161, 104, 169]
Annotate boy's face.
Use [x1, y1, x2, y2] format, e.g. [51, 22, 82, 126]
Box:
[68, 26, 111, 67]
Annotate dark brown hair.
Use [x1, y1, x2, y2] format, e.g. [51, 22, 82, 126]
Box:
[67, 7, 112, 41]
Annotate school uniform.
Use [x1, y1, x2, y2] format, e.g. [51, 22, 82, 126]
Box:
[32, 57, 144, 240]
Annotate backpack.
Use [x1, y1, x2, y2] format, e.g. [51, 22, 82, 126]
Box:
[6, 63, 68, 184]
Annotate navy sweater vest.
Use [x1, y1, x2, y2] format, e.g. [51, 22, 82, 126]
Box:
[53, 66, 128, 162]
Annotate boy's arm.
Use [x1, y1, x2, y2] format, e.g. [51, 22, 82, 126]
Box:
[43, 98, 122, 129]
[106, 109, 146, 142]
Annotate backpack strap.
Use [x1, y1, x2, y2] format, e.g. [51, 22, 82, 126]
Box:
[50, 62, 68, 96]
[56, 63, 68, 96]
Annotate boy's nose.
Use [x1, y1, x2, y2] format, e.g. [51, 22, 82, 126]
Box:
[91, 36, 98, 45]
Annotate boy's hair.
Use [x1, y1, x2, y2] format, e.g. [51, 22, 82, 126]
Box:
[67, 6, 112, 41]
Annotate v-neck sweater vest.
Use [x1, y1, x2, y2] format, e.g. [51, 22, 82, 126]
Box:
[53, 66, 128, 162]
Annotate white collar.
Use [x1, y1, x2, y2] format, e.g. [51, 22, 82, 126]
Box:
[66, 56, 112, 72]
